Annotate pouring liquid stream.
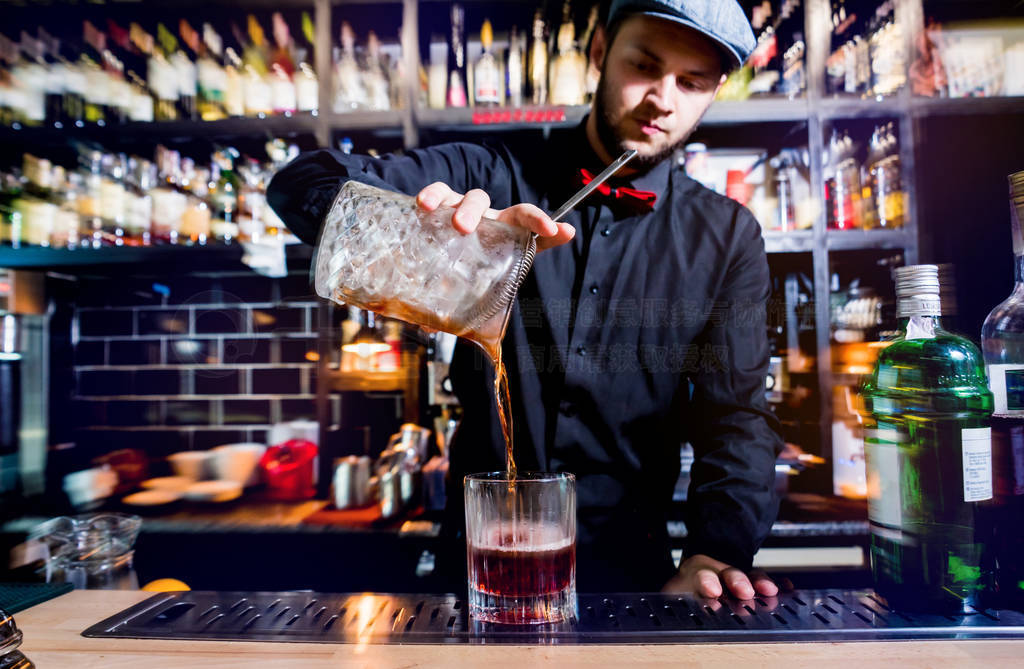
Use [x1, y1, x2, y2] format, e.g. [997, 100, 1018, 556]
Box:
[472, 149, 639, 489]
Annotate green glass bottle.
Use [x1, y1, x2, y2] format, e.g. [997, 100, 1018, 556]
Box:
[861, 264, 994, 613]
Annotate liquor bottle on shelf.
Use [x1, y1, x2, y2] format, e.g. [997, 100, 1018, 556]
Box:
[580, 4, 600, 100]
[223, 44, 245, 117]
[53, 170, 83, 248]
[528, 9, 548, 105]
[549, 2, 586, 106]
[240, 16, 272, 116]
[447, 3, 468, 108]
[14, 155, 57, 247]
[980, 171, 1024, 611]
[80, 21, 110, 125]
[77, 150, 105, 247]
[269, 12, 297, 115]
[866, 123, 904, 229]
[363, 32, 391, 111]
[197, 23, 228, 121]
[123, 157, 154, 246]
[150, 146, 187, 245]
[506, 26, 524, 108]
[861, 264, 994, 614]
[106, 20, 152, 123]
[868, 0, 905, 98]
[144, 23, 179, 122]
[210, 148, 240, 244]
[42, 30, 85, 128]
[427, 34, 448, 110]
[824, 129, 862, 230]
[103, 153, 128, 245]
[294, 12, 318, 114]
[179, 158, 211, 245]
[334, 21, 366, 111]
[472, 19, 500, 107]
[159, 22, 196, 121]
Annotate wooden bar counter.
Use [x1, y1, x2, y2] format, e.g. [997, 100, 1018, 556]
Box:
[12, 590, 1024, 668]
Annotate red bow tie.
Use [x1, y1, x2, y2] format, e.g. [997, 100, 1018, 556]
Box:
[578, 168, 657, 213]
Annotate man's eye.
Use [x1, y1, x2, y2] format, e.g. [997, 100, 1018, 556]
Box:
[632, 60, 654, 74]
[678, 78, 704, 92]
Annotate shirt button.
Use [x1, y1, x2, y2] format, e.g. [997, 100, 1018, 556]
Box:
[589, 285, 599, 295]
[576, 345, 587, 356]
[600, 228, 611, 237]
[559, 400, 577, 417]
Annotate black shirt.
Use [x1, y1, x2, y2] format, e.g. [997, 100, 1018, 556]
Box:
[268, 122, 783, 591]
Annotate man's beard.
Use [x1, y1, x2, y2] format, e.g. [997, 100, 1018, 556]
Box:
[593, 75, 700, 172]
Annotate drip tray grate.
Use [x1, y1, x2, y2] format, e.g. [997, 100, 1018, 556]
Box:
[82, 590, 1024, 644]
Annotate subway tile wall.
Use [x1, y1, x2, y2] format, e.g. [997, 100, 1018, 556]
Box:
[71, 271, 337, 458]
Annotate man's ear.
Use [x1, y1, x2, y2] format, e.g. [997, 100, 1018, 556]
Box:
[589, 24, 608, 73]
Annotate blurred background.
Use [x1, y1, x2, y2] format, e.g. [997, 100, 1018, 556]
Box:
[0, 0, 1022, 596]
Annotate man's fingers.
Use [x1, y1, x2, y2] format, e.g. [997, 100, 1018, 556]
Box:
[749, 569, 779, 597]
[416, 182, 459, 211]
[536, 223, 576, 252]
[721, 568, 755, 600]
[452, 189, 491, 234]
[497, 203, 559, 237]
[696, 569, 723, 598]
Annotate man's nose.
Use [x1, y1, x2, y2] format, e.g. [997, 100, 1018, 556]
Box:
[645, 76, 674, 114]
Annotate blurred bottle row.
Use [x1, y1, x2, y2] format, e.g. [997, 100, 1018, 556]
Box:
[422, 1, 597, 110]
[826, 0, 906, 98]
[0, 139, 300, 248]
[719, 0, 807, 101]
[682, 143, 816, 234]
[0, 11, 407, 128]
[825, 121, 905, 230]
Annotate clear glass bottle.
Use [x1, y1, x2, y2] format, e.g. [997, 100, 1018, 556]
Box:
[861, 264, 994, 613]
[825, 129, 862, 230]
[447, 4, 468, 108]
[294, 11, 319, 113]
[506, 26, 524, 108]
[169, 22, 198, 121]
[980, 170, 1024, 611]
[867, 122, 905, 228]
[223, 46, 245, 117]
[150, 146, 187, 245]
[269, 12, 297, 115]
[528, 10, 548, 105]
[548, 2, 586, 106]
[333, 22, 366, 112]
[124, 157, 154, 247]
[363, 31, 391, 111]
[472, 19, 501, 107]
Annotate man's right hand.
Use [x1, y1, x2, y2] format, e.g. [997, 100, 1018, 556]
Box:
[416, 182, 576, 253]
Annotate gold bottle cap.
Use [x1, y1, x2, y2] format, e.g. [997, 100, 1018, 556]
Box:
[480, 20, 493, 50]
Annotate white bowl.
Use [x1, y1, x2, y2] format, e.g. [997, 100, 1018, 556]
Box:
[168, 451, 212, 481]
[210, 443, 266, 487]
[183, 480, 243, 503]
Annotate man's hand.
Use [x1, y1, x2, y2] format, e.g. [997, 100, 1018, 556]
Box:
[662, 554, 779, 600]
[416, 182, 576, 252]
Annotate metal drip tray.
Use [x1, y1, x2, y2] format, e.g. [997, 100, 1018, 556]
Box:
[82, 590, 1024, 644]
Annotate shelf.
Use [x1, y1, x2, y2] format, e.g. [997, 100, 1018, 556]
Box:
[763, 231, 815, 253]
[825, 228, 913, 251]
[817, 96, 907, 120]
[328, 110, 406, 132]
[910, 95, 1024, 117]
[1, 113, 322, 143]
[0, 242, 312, 271]
[703, 98, 810, 124]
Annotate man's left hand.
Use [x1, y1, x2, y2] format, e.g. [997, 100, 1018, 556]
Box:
[661, 554, 779, 600]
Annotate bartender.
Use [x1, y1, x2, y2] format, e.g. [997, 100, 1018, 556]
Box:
[268, 0, 783, 599]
